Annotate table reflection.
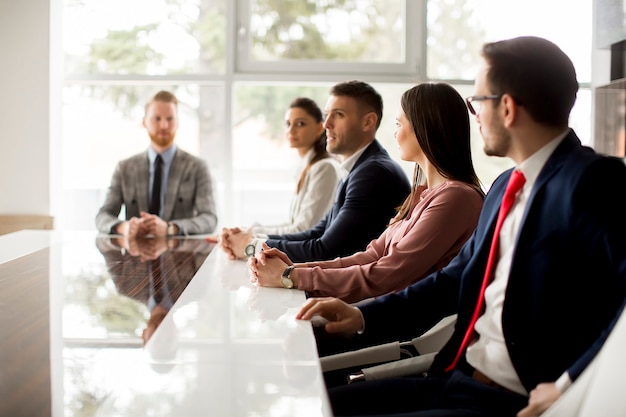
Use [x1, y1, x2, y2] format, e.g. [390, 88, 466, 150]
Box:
[95, 236, 213, 347]
[0, 231, 330, 417]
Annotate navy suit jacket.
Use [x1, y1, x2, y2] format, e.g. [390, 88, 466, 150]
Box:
[357, 130, 626, 392]
[266, 140, 411, 262]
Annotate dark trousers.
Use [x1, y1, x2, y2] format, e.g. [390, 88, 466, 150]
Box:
[328, 370, 528, 417]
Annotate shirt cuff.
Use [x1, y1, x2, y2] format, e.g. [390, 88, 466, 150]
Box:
[555, 371, 572, 393]
[356, 307, 365, 334]
[251, 238, 267, 255]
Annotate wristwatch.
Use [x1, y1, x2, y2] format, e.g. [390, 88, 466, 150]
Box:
[245, 243, 256, 257]
[167, 222, 177, 236]
[281, 265, 295, 289]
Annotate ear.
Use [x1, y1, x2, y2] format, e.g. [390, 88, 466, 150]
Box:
[316, 122, 325, 137]
[142, 117, 148, 129]
[500, 94, 518, 128]
[362, 112, 378, 132]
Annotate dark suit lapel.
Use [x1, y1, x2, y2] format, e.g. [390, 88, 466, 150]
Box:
[477, 169, 512, 261]
[351, 140, 383, 171]
[509, 130, 582, 270]
[338, 139, 383, 201]
[529, 130, 580, 201]
[328, 140, 381, 224]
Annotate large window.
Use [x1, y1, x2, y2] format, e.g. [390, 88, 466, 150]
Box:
[426, 1, 592, 82]
[60, 0, 593, 231]
[237, 0, 421, 74]
[63, 0, 227, 75]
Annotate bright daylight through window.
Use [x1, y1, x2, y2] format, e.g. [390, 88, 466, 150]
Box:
[61, 0, 591, 232]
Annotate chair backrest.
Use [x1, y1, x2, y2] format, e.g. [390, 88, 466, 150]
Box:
[320, 341, 402, 373]
[540, 306, 626, 417]
[320, 314, 458, 375]
[0, 214, 54, 236]
[411, 314, 457, 354]
[340, 314, 457, 384]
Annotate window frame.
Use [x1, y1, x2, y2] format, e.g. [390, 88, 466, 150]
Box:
[235, 0, 426, 77]
[58, 0, 593, 232]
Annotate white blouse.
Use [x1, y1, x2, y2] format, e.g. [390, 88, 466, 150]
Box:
[252, 150, 344, 235]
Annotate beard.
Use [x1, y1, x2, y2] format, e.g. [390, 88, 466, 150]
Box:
[149, 131, 176, 149]
[482, 116, 511, 158]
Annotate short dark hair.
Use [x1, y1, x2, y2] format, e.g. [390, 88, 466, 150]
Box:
[481, 36, 578, 127]
[145, 90, 179, 116]
[329, 80, 383, 129]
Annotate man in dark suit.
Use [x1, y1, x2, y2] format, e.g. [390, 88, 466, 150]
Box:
[96, 90, 218, 237]
[296, 36, 626, 416]
[219, 81, 411, 263]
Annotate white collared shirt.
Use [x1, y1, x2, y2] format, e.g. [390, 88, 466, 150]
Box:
[340, 141, 370, 175]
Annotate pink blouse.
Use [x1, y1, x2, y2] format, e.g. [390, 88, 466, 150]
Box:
[296, 180, 483, 303]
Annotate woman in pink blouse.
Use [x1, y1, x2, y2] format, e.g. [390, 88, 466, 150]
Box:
[248, 83, 485, 303]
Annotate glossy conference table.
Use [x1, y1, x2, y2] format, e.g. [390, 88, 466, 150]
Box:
[0, 230, 331, 416]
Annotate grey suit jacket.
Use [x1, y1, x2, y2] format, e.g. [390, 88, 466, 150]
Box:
[95, 148, 218, 235]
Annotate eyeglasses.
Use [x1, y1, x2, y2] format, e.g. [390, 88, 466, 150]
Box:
[465, 95, 502, 115]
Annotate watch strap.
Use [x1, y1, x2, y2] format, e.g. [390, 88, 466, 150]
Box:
[281, 265, 295, 289]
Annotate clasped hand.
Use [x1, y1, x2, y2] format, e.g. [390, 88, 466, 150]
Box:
[118, 211, 168, 238]
[247, 243, 291, 287]
[217, 227, 254, 260]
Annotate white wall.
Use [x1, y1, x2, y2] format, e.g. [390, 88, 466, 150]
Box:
[0, 0, 52, 217]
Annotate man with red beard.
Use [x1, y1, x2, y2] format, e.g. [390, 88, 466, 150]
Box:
[96, 90, 217, 237]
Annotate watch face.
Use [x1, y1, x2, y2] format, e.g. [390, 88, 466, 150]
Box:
[281, 277, 294, 289]
[245, 244, 255, 257]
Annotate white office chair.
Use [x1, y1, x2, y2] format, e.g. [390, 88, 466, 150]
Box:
[539, 306, 626, 417]
[320, 314, 457, 383]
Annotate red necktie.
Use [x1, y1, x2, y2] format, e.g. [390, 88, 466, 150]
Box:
[446, 170, 526, 371]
